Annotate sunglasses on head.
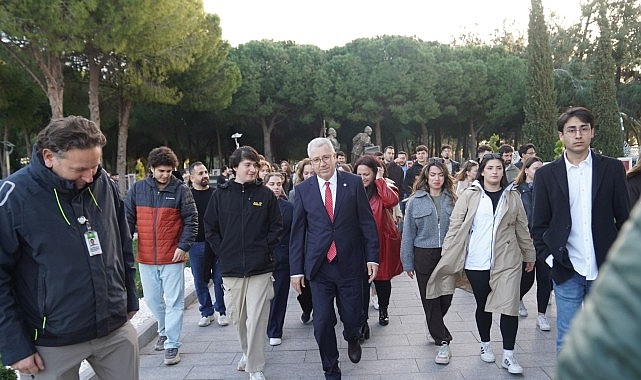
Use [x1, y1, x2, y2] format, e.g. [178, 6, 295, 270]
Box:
[482, 153, 502, 160]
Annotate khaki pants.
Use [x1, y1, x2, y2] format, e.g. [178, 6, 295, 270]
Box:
[21, 321, 138, 380]
[223, 273, 274, 373]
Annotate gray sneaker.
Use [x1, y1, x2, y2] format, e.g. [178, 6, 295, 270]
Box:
[435, 342, 451, 364]
[154, 335, 167, 351]
[164, 348, 181, 365]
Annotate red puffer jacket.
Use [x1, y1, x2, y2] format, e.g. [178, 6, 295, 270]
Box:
[125, 176, 197, 264]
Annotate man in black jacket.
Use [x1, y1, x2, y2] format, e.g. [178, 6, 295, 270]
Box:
[532, 107, 630, 354]
[0, 116, 139, 378]
[203, 146, 283, 380]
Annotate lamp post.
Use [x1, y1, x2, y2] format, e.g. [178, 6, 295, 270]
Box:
[1, 140, 15, 178]
[231, 132, 242, 149]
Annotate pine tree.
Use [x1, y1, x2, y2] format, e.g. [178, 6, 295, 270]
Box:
[523, 0, 558, 161]
[591, 0, 623, 157]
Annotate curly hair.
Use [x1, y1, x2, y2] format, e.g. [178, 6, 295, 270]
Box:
[148, 146, 178, 168]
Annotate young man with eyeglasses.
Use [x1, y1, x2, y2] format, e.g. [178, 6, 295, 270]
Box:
[531, 106, 630, 354]
[515, 144, 536, 169]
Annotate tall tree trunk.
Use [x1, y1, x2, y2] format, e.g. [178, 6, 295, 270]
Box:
[32, 48, 64, 119]
[117, 97, 133, 197]
[261, 118, 275, 162]
[374, 121, 382, 148]
[87, 45, 101, 129]
[420, 123, 428, 144]
[469, 120, 478, 152]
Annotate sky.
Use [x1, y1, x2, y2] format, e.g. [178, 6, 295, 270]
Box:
[203, 0, 585, 50]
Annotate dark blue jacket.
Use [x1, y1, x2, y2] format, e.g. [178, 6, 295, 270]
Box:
[203, 179, 283, 277]
[0, 151, 137, 365]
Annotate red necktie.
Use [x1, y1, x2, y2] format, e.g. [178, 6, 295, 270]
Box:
[325, 182, 337, 262]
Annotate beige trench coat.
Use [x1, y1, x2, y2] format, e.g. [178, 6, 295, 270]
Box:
[426, 183, 535, 316]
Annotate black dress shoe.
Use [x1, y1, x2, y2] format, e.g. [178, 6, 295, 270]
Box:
[359, 322, 370, 342]
[300, 312, 312, 324]
[347, 339, 362, 363]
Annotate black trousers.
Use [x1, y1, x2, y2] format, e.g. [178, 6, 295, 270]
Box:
[466, 269, 518, 350]
[414, 247, 453, 344]
[373, 280, 391, 310]
[519, 259, 552, 314]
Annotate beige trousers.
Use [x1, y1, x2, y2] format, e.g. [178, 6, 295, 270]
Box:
[223, 272, 274, 372]
[22, 321, 138, 380]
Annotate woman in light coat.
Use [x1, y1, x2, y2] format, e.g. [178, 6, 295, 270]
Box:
[426, 153, 535, 375]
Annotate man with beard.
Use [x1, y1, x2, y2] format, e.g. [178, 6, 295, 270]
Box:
[188, 162, 229, 328]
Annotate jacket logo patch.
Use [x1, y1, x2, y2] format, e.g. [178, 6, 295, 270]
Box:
[252, 201, 263, 207]
[0, 181, 16, 206]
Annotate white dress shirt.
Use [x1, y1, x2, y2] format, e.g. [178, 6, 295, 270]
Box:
[564, 151, 598, 280]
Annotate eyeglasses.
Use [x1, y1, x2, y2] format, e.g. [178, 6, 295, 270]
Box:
[563, 126, 591, 135]
[482, 153, 502, 160]
[310, 154, 334, 165]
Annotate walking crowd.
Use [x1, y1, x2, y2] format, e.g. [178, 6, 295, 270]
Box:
[1, 106, 639, 379]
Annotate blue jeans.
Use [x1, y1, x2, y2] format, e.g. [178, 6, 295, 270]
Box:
[189, 242, 226, 317]
[554, 272, 593, 354]
[139, 262, 185, 349]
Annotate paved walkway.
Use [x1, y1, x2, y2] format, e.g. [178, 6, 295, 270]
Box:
[139, 274, 557, 379]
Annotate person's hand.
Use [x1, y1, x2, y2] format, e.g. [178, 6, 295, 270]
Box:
[172, 248, 187, 262]
[406, 270, 414, 279]
[524, 262, 535, 272]
[291, 276, 304, 294]
[376, 167, 384, 179]
[367, 263, 379, 283]
[12, 353, 45, 376]
[128, 310, 138, 320]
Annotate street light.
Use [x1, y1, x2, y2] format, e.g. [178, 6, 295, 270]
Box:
[1, 140, 15, 178]
[231, 133, 242, 149]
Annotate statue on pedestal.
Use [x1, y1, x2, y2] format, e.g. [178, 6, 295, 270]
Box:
[351, 125, 373, 163]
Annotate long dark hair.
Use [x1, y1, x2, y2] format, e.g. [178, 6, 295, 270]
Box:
[353, 155, 380, 199]
[476, 153, 508, 189]
[514, 156, 543, 186]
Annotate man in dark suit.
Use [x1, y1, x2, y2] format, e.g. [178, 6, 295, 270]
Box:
[532, 107, 630, 354]
[290, 138, 379, 380]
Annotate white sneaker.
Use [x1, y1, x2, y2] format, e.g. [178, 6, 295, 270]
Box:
[370, 295, 379, 310]
[198, 315, 213, 327]
[435, 342, 451, 364]
[218, 314, 230, 326]
[518, 301, 528, 317]
[269, 337, 282, 346]
[237, 353, 247, 371]
[502, 354, 524, 374]
[480, 342, 495, 363]
[249, 371, 266, 380]
[537, 315, 551, 331]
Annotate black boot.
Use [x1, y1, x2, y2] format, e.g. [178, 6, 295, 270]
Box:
[379, 308, 389, 326]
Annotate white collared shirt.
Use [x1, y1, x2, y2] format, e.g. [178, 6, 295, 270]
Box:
[564, 151, 598, 280]
[317, 170, 337, 213]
